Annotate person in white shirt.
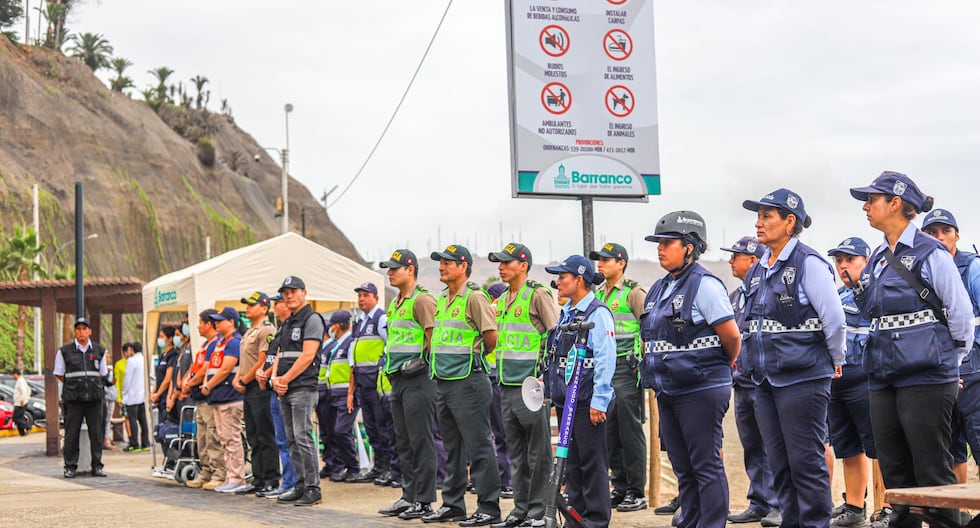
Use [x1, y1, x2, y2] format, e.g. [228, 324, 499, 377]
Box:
[122, 342, 149, 451]
[12, 369, 31, 436]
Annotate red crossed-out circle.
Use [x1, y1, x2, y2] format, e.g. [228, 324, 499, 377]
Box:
[539, 25, 570, 57]
[608, 0, 628, 5]
[603, 29, 633, 61]
[605, 85, 634, 117]
[541, 82, 572, 115]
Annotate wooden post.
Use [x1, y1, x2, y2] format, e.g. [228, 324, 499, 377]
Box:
[873, 459, 886, 511]
[647, 389, 661, 504]
[111, 312, 123, 363]
[41, 290, 60, 456]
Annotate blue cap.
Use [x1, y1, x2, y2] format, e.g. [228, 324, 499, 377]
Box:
[850, 171, 929, 212]
[721, 236, 765, 259]
[209, 306, 240, 322]
[354, 282, 378, 295]
[486, 283, 507, 299]
[742, 188, 812, 228]
[545, 255, 599, 285]
[328, 310, 351, 325]
[827, 237, 871, 258]
[268, 292, 283, 302]
[921, 208, 959, 231]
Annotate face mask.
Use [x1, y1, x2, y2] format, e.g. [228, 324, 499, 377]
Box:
[173, 336, 183, 347]
[328, 327, 336, 339]
[181, 323, 190, 336]
[157, 337, 166, 349]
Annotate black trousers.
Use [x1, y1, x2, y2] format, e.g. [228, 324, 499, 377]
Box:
[125, 403, 150, 448]
[13, 406, 30, 435]
[607, 358, 647, 496]
[565, 403, 611, 528]
[391, 372, 439, 504]
[244, 383, 280, 486]
[870, 382, 959, 528]
[63, 400, 105, 470]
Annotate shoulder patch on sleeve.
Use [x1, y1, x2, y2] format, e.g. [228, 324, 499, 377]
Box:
[266, 334, 274, 344]
[623, 278, 639, 289]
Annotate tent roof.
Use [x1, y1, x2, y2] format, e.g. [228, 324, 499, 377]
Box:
[142, 232, 382, 314]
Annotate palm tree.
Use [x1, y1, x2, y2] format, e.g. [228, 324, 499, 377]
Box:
[190, 75, 209, 109]
[108, 57, 134, 92]
[140, 87, 162, 111]
[42, 1, 72, 50]
[0, 226, 46, 371]
[67, 32, 114, 71]
[148, 66, 174, 103]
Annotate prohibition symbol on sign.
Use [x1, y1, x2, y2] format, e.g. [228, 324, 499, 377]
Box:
[542, 82, 572, 115]
[540, 25, 569, 57]
[604, 29, 633, 61]
[608, 0, 628, 5]
[605, 85, 634, 117]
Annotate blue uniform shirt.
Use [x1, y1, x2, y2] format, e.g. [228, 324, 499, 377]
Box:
[560, 291, 616, 412]
[870, 223, 974, 359]
[963, 257, 980, 346]
[758, 237, 847, 366]
[659, 275, 735, 326]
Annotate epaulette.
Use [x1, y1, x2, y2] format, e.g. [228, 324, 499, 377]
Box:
[466, 281, 482, 291]
[623, 278, 640, 289]
[526, 279, 543, 289]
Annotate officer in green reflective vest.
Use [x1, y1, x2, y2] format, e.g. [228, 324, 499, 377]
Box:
[488, 243, 559, 528]
[423, 244, 502, 527]
[348, 282, 397, 485]
[590, 242, 649, 512]
[377, 249, 441, 520]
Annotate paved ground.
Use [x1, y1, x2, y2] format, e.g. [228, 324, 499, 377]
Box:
[0, 432, 680, 528]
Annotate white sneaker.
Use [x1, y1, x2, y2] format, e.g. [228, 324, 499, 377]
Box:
[216, 481, 247, 493]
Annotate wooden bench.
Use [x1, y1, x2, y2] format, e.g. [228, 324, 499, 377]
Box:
[885, 484, 980, 528]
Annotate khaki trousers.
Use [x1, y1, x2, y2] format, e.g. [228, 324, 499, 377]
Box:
[196, 402, 225, 482]
[212, 400, 245, 483]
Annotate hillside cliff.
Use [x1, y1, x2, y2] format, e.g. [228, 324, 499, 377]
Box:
[0, 37, 362, 280]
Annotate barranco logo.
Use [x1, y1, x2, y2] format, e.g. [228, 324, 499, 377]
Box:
[154, 288, 177, 308]
[571, 171, 632, 185]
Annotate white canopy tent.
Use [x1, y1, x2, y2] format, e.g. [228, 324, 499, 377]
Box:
[141, 232, 383, 350]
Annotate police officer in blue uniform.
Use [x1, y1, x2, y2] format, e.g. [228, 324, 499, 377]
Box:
[921, 209, 980, 490]
[544, 255, 616, 528]
[850, 172, 975, 528]
[639, 211, 741, 528]
[741, 188, 846, 528]
[722, 236, 781, 527]
[825, 237, 877, 528]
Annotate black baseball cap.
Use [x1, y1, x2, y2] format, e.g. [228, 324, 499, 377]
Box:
[278, 275, 306, 292]
[589, 242, 628, 262]
[430, 244, 472, 264]
[379, 249, 418, 269]
[488, 243, 532, 265]
[73, 317, 92, 329]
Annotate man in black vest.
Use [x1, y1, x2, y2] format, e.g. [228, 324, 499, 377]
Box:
[271, 276, 326, 507]
[54, 317, 110, 478]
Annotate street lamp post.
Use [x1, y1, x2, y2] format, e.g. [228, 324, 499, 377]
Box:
[48, 233, 99, 271]
[281, 103, 293, 234]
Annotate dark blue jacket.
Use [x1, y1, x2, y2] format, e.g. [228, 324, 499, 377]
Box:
[547, 297, 605, 409]
[639, 263, 732, 396]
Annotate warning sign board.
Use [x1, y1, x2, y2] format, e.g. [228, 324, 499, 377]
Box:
[605, 85, 634, 117]
[603, 30, 632, 61]
[540, 25, 570, 57]
[541, 82, 572, 114]
[505, 0, 660, 199]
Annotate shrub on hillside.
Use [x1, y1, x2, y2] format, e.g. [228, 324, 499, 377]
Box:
[197, 137, 215, 167]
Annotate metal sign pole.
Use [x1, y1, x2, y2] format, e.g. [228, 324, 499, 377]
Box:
[581, 196, 594, 256]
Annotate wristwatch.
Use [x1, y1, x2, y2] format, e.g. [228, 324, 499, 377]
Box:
[203, 384, 210, 392]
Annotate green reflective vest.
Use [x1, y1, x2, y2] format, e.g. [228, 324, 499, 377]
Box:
[597, 279, 641, 357]
[496, 281, 549, 386]
[431, 284, 484, 380]
[352, 308, 386, 368]
[383, 287, 428, 375]
[325, 335, 353, 391]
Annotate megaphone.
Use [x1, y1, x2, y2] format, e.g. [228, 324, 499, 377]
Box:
[522, 376, 548, 411]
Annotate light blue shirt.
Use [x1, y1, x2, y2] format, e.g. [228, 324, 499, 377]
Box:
[358, 305, 388, 342]
[758, 238, 847, 366]
[870, 224, 975, 357]
[960, 255, 980, 346]
[560, 291, 616, 412]
[659, 275, 735, 326]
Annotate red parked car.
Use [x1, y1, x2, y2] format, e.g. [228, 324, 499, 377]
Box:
[0, 400, 13, 430]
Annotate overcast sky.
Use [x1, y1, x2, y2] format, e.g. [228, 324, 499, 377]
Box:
[49, 1, 980, 267]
